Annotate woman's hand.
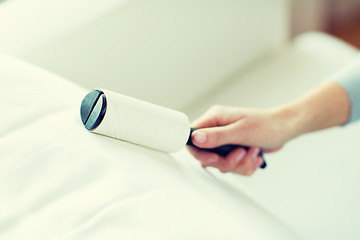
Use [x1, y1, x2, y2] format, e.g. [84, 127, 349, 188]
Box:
[187, 105, 296, 176]
[187, 82, 351, 176]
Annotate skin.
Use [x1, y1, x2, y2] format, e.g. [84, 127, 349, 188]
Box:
[187, 81, 351, 176]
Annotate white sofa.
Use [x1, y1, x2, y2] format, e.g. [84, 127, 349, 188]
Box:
[0, 53, 296, 239]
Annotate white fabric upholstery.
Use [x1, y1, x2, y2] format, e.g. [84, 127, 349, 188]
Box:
[0, 54, 296, 239]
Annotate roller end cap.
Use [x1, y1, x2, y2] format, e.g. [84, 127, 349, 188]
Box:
[80, 90, 107, 130]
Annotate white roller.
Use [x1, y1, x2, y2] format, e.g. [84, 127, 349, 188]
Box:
[80, 89, 266, 167]
[92, 89, 190, 153]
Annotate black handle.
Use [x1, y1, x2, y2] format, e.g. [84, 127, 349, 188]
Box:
[186, 128, 267, 169]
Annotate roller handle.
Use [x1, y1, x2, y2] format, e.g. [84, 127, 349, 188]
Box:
[186, 128, 267, 169]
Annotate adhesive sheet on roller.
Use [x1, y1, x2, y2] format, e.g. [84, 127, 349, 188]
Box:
[91, 89, 190, 153]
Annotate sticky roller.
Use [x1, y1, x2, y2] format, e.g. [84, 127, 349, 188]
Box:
[80, 89, 266, 169]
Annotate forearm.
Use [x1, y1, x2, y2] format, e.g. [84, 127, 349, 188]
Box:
[276, 81, 351, 141]
[275, 52, 360, 141]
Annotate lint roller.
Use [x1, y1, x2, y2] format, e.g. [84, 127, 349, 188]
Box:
[80, 89, 266, 169]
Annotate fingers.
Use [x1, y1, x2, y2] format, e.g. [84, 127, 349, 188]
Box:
[189, 146, 264, 176]
[187, 146, 220, 167]
[201, 148, 247, 173]
[231, 148, 264, 176]
[191, 123, 246, 149]
[190, 105, 224, 128]
[191, 105, 241, 128]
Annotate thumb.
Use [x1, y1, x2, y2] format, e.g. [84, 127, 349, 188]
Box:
[191, 124, 244, 148]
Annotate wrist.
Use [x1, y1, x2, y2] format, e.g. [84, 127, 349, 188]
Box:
[271, 82, 351, 142]
[271, 103, 310, 143]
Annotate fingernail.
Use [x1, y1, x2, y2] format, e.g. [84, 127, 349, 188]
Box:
[236, 149, 246, 163]
[193, 131, 207, 144]
[255, 158, 264, 169]
[252, 148, 260, 160]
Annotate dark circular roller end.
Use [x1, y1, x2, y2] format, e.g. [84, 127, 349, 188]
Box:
[80, 90, 107, 130]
